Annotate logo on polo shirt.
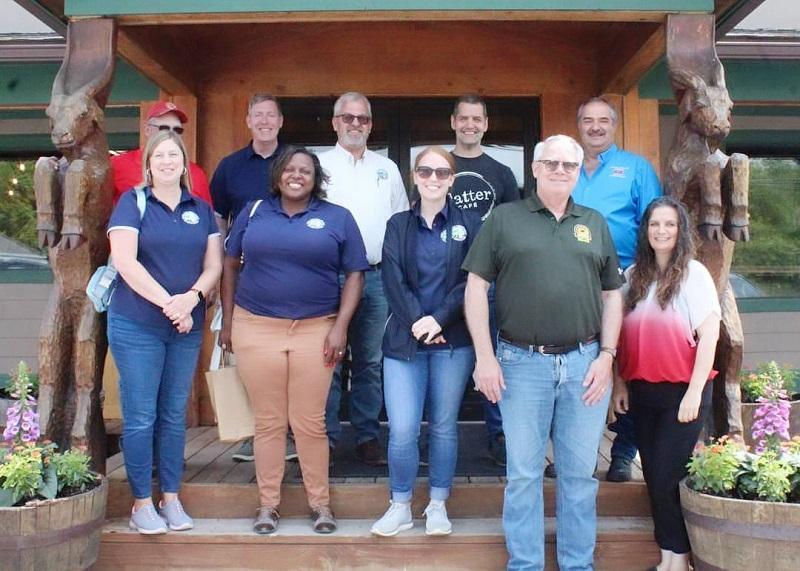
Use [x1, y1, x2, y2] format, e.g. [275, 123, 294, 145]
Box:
[573, 224, 592, 244]
[377, 168, 388, 180]
[306, 218, 326, 230]
[610, 166, 628, 178]
[439, 225, 468, 243]
[181, 211, 200, 225]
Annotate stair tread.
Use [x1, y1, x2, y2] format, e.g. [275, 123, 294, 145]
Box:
[103, 516, 654, 543]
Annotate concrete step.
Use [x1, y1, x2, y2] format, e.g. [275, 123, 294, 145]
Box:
[97, 516, 660, 570]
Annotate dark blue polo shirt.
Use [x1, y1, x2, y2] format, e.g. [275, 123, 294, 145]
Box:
[210, 142, 284, 222]
[225, 195, 369, 319]
[107, 187, 220, 331]
[414, 202, 449, 316]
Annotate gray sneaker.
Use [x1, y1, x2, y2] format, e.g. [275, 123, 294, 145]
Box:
[370, 501, 413, 537]
[129, 503, 168, 535]
[232, 438, 254, 462]
[159, 498, 194, 531]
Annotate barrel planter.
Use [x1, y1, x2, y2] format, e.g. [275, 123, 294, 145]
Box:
[679, 480, 800, 571]
[741, 399, 800, 448]
[0, 476, 107, 571]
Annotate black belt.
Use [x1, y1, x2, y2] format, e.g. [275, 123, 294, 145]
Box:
[499, 333, 598, 355]
[369, 263, 382, 271]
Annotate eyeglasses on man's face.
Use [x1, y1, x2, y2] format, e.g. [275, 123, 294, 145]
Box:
[335, 113, 372, 125]
[536, 159, 580, 174]
[149, 123, 185, 135]
[415, 166, 453, 180]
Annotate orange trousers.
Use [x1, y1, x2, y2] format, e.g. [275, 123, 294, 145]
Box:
[232, 306, 334, 509]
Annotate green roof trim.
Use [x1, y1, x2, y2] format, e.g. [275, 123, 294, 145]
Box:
[0, 133, 139, 155]
[640, 60, 800, 102]
[64, 0, 713, 16]
[737, 297, 800, 313]
[0, 60, 158, 106]
[0, 269, 53, 284]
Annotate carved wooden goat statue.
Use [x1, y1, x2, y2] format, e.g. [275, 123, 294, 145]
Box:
[664, 59, 750, 437]
[34, 19, 116, 469]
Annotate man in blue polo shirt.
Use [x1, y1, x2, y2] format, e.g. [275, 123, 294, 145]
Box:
[562, 96, 661, 483]
[210, 93, 285, 233]
[210, 93, 285, 463]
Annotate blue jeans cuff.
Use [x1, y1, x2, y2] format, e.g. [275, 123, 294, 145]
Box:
[429, 486, 450, 501]
[391, 490, 413, 503]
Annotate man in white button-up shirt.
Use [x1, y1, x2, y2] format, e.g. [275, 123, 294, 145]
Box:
[320, 92, 409, 466]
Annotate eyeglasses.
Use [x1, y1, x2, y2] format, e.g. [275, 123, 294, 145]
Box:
[335, 113, 372, 125]
[536, 160, 580, 173]
[149, 123, 185, 135]
[415, 166, 453, 180]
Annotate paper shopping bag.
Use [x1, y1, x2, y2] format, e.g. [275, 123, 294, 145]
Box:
[205, 341, 255, 442]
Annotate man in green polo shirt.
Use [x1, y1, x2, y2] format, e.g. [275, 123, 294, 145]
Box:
[462, 134, 624, 570]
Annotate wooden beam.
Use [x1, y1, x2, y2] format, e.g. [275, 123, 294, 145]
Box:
[116, 28, 195, 96]
[115, 10, 672, 26]
[601, 24, 666, 94]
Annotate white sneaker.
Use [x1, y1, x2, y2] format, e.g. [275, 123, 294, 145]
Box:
[424, 500, 452, 536]
[370, 501, 413, 537]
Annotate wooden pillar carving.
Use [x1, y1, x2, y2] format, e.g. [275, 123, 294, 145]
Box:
[34, 18, 117, 471]
[664, 14, 750, 437]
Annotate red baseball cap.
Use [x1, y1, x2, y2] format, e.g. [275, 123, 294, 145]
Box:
[146, 101, 188, 124]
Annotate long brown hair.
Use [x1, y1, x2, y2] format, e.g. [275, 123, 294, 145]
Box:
[625, 196, 696, 312]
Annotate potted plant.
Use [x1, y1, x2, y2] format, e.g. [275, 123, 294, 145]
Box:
[740, 361, 800, 446]
[0, 362, 107, 570]
[680, 380, 800, 571]
[0, 370, 37, 430]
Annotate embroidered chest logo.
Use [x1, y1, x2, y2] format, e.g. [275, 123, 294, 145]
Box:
[306, 218, 326, 230]
[440, 224, 468, 243]
[376, 168, 388, 183]
[610, 166, 628, 178]
[573, 224, 592, 244]
[181, 211, 200, 225]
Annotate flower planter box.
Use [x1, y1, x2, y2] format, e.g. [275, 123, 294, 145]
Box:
[679, 480, 800, 571]
[0, 477, 107, 570]
[741, 399, 800, 447]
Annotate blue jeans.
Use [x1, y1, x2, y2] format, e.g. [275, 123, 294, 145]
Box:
[326, 269, 387, 446]
[497, 340, 610, 571]
[108, 313, 202, 499]
[608, 411, 637, 461]
[384, 347, 474, 501]
[481, 285, 503, 441]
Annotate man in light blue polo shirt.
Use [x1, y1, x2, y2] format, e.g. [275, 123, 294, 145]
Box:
[565, 97, 661, 482]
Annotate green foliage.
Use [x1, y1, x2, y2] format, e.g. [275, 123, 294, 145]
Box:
[738, 451, 794, 502]
[51, 449, 96, 492]
[0, 160, 39, 251]
[0, 444, 44, 505]
[740, 361, 796, 403]
[687, 438, 743, 496]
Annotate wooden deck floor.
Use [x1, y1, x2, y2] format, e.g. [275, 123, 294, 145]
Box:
[106, 423, 644, 485]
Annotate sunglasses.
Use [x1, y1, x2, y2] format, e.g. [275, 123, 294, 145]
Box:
[415, 166, 453, 180]
[149, 124, 185, 135]
[536, 159, 580, 173]
[335, 113, 372, 125]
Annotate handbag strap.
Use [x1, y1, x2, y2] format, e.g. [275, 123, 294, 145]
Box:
[108, 188, 147, 270]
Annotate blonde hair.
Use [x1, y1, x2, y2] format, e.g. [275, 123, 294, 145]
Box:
[140, 130, 192, 193]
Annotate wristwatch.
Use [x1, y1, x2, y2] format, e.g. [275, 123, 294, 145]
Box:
[190, 288, 205, 303]
[600, 346, 617, 358]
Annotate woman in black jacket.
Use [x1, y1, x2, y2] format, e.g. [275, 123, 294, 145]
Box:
[371, 146, 481, 538]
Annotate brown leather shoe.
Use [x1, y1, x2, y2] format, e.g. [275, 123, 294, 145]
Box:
[253, 506, 280, 535]
[355, 438, 387, 466]
[311, 505, 337, 534]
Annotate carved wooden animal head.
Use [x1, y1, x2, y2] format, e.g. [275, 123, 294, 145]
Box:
[670, 66, 733, 140]
[46, 19, 116, 150]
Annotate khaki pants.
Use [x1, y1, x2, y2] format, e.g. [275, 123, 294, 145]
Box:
[231, 306, 334, 509]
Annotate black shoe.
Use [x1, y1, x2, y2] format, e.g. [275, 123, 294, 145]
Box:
[606, 457, 633, 482]
[488, 434, 506, 467]
[544, 462, 557, 478]
[355, 438, 387, 466]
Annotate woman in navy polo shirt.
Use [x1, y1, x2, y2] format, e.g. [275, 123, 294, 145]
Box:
[371, 146, 481, 538]
[219, 146, 367, 535]
[107, 130, 222, 535]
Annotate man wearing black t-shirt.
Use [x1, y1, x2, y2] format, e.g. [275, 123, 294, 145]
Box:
[450, 94, 521, 466]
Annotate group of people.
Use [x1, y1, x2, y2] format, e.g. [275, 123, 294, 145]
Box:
[105, 91, 720, 571]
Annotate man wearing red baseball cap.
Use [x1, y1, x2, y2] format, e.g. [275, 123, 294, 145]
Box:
[110, 101, 213, 205]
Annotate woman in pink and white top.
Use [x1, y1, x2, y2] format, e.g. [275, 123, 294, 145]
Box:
[612, 196, 720, 571]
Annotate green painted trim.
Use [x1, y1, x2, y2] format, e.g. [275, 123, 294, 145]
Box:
[0, 107, 139, 120]
[640, 60, 800, 102]
[0, 133, 138, 154]
[0, 269, 53, 284]
[725, 129, 800, 150]
[64, 0, 713, 16]
[0, 60, 158, 106]
[737, 297, 800, 313]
